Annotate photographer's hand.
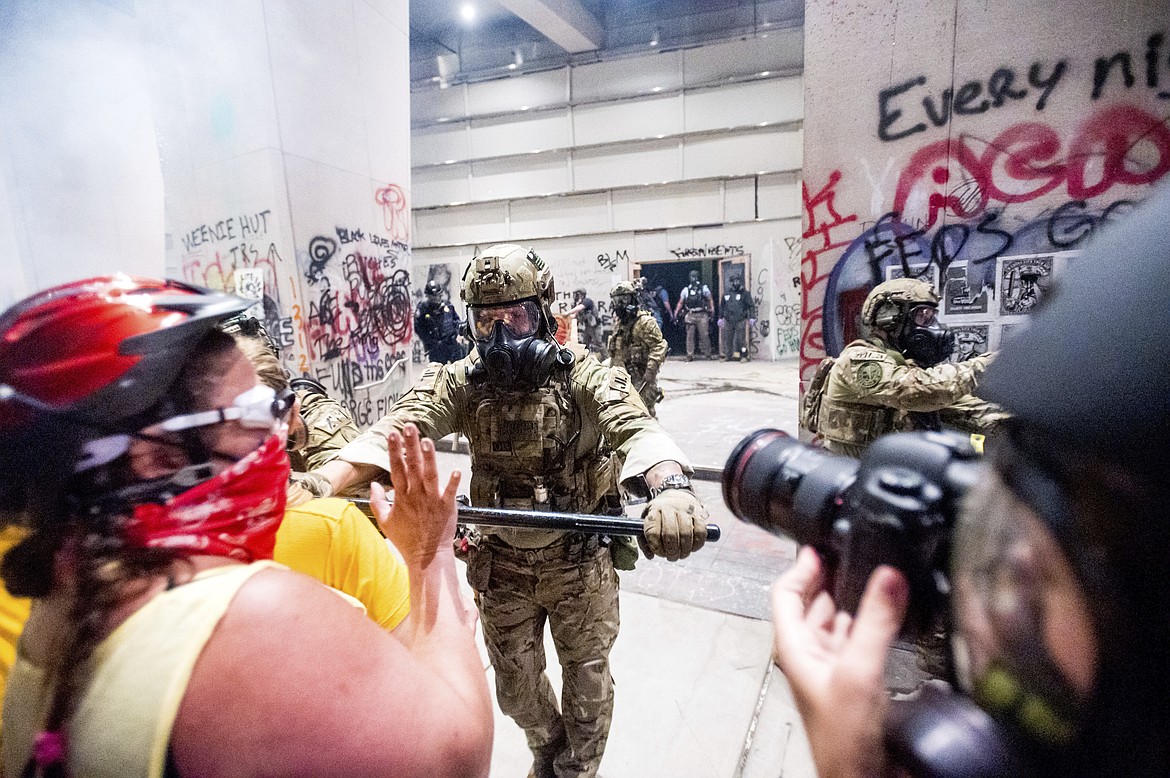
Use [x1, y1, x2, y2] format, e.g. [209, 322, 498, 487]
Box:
[771, 547, 908, 778]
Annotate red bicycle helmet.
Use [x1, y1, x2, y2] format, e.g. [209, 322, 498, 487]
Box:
[0, 275, 253, 431]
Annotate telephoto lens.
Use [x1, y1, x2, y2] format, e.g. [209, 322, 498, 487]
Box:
[722, 428, 981, 633]
[721, 429, 858, 546]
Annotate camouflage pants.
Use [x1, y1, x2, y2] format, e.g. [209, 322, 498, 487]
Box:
[470, 539, 620, 778]
[684, 311, 711, 357]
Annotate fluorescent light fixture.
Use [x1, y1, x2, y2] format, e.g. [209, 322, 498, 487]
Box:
[461, 3, 476, 22]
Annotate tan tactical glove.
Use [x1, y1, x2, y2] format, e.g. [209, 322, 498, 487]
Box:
[288, 470, 335, 502]
[640, 489, 708, 561]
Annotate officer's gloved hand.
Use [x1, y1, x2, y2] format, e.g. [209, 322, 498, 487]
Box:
[640, 489, 708, 561]
[289, 470, 335, 501]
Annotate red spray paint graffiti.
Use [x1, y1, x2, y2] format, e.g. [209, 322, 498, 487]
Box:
[801, 171, 859, 382]
[374, 184, 410, 242]
[893, 104, 1170, 227]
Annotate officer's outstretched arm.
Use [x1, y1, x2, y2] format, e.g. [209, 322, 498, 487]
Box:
[853, 353, 992, 413]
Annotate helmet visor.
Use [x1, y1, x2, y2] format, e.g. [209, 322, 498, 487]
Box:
[470, 300, 542, 340]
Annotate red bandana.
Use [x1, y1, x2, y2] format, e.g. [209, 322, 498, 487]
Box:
[125, 434, 290, 562]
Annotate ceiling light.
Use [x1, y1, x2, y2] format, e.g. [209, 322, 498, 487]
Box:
[460, 3, 476, 22]
[520, 105, 529, 110]
[650, 27, 660, 47]
[759, 71, 771, 77]
[444, 159, 456, 164]
[512, 49, 524, 68]
[651, 86, 662, 93]
[508, 63, 517, 70]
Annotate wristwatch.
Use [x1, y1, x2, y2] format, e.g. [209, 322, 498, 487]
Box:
[650, 473, 693, 498]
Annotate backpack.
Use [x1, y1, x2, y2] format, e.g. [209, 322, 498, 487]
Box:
[799, 356, 836, 434]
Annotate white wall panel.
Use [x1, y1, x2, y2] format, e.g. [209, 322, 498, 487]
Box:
[571, 50, 682, 102]
[470, 153, 570, 200]
[465, 69, 567, 115]
[611, 181, 722, 230]
[682, 29, 803, 85]
[724, 178, 759, 222]
[573, 139, 681, 190]
[412, 123, 470, 166]
[758, 174, 801, 220]
[684, 79, 802, 133]
[683, 129, 802, 179]
[411, 84, 467, 125]
[470, 111, 571, 158]
[413, 162, 472, 207]
[509, 192, 610, 238]
[413, 200, 509, 247]
[572, 94, 684, 146]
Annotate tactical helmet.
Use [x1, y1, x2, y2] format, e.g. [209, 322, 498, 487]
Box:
[610, 280, 637, 298]
[0, 275, 252, 432]
[461, 243, 556, 333]
[424, 279, 443, 297]
[861, 277, 940, 330]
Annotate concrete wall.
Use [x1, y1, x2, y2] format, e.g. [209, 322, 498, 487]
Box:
[410, 33, 806, 361]
[147, 0, 413, 423]
[801, 0, 1170, 383]
[0, 1, 165, 310]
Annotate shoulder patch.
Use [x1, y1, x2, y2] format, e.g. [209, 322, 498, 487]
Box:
[855, 361, 884, 389]
[602, 368, 632, 402]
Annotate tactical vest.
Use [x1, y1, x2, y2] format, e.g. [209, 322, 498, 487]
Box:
[466, 370, 620, 548]
[417, 301, 459, 341]
[683, 285, 709, 311]
[817, 396, 896, 448]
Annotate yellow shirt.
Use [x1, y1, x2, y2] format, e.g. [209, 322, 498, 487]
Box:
[273, 498, 411, 632]
[3, 561, 281, 778]
[0, 527, 31, 704]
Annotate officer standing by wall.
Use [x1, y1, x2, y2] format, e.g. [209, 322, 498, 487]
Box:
[608, 281, 668, 417]
[719, 277, 756, 362]
[672, 269, 714, 361]
[808, 278, 1007, 458]
[311, 244, 709, 778]
[414, 279, 466, 364]
[566, 287, 606, 359]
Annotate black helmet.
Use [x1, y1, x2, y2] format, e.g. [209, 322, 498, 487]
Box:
[978, 182, 1170, 775]
[424, 280, 443, 298]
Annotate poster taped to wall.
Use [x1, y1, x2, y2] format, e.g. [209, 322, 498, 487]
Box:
[997, 254, 1054, 317]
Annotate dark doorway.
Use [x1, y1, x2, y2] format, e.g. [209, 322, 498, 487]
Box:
[635, 259, 718, 357]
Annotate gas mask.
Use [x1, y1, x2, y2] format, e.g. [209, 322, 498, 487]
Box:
[612, 294, 638, 322]
[897, 304, 955, 366]
[468, 300, 568, 391]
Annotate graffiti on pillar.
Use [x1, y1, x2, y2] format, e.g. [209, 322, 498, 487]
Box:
[297, 223, 413, 419]
[375, 184, 410, 242]
[800, 170, 859, 381]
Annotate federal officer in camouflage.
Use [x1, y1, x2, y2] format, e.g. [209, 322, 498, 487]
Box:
[312, 243, 709, 778]
[811, 278, 1007, 458]
[607, 280, 668, 417]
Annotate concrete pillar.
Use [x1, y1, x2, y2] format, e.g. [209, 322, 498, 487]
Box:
[147, 0, 414, 421]
[801, 0, 1170, 385]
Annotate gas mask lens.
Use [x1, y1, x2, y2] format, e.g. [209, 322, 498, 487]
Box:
[950, 473, 1095, 743]
[911, 305, 939, 327]
[470, 301, 542, 340]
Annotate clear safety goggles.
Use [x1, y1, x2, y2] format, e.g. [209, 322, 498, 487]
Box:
[910, 305, 939, 327]
[469, 300, 542, 340]
[75, 385, 295, 472]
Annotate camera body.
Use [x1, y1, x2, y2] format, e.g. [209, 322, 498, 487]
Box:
[723, 429, 981, 635]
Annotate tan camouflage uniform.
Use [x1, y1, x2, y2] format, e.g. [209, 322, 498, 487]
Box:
[336, 346, 689, 778]
[288, 384, 362, 472]
[818, 338, 1006, 458]
[607, 310, 668, 418]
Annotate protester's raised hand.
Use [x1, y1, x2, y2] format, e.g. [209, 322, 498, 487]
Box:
[770, 546, 908, 778]
[370, 423, 461, 567]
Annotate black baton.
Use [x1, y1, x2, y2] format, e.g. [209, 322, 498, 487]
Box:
[350, 499, 721, 542]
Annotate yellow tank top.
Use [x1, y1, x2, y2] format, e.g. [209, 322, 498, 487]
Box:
[2, 561, 282, 778]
